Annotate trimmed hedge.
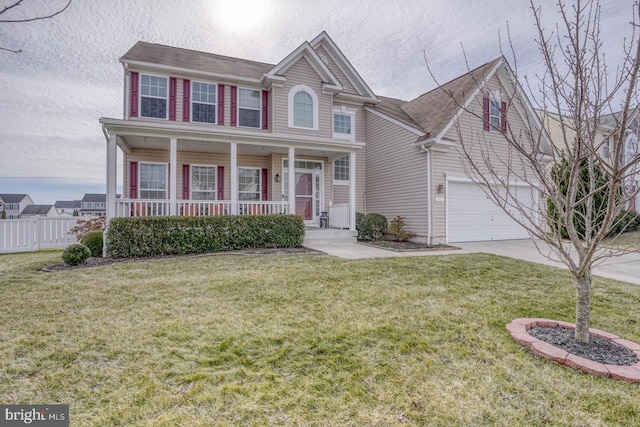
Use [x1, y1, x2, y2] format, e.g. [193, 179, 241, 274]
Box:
[106, 214, 305, 258]
[62, 243, 91, 266]
[356, 213, 387, 241]
[80, 230, 104, 257]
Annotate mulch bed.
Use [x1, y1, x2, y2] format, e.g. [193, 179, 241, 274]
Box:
[358, 240, 459, 252]
[529, 326, 639, 366]
[43, 247, 323, 272]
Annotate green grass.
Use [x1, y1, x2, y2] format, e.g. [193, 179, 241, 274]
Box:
[601, 230, 640, 252]
[1, 250, 640, 426]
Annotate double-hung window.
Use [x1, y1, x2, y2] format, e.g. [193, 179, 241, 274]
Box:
[602, 134, 610, 158]
[238, 88, 261, 128]
[238, 168, 261, 201]
[192, 82, 217, 124]
[191, 166, 217, 200]
[333, 156, 350, 185]
[489, 98, 501, 132]
[139, 163, 167, 199]
[333, 106, 356, 141]
[140, 74, 168, 119]
[293, 91, 313, 128]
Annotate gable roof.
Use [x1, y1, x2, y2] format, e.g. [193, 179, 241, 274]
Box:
[55, 200, 81, 209]
[81, 193, 106, 203]
[21, 205, 53, 215]
[0, 193, 29, 203]
[121, 41, 273, 82]
[400, 58, 502, 139]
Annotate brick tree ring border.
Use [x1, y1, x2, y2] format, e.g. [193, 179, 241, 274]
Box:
[507, 318, 640, 383]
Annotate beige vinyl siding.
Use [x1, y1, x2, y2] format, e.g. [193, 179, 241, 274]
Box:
[272, 58, 332, 138]
[314, 45, 358, 95]
[364, 112, 429, 240]
[332, 185, 349, 204]
[430, 76, 539, 242]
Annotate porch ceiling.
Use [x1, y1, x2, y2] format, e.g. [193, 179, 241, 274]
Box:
[102, 117, 361, 158]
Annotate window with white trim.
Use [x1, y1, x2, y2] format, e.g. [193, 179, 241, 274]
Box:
[238, 88, 261, 128]
[192, 82, 217, 124]
[333, 156, 350, 185]
[489, 91, 501, 132]
[333, 106, 356, 141]
[238, 168, 261, 201]
[288, 85, 318, 130]
[602, 133, 610, 158]
[140, 74, 168, 119]
[191, 165, 217, 200]
[139, 163, 167, 199]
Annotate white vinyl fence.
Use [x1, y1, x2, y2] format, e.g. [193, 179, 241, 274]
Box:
[0, 217, 84, 254]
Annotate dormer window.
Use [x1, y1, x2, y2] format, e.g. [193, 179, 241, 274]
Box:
[140, 74, 168, 119]
[288, 84, 318, 130]
[192, 82, 217, 124]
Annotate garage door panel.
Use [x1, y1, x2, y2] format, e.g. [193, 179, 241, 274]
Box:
[447, 181, 533, 243]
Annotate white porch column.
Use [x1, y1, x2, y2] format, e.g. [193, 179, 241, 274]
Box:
[230, 142, 238, 215]
[169, 137, 177, 216]
[106, 132, 118, 222]
[288, 146, 295, 215]
[349, 151, 356, 231]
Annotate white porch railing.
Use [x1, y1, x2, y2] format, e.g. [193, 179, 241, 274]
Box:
[114, 199, 290, 218]
[0, 217, 83, 254]
[329, 203, 350, 229]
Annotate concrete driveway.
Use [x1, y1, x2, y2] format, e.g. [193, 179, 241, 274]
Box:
[304, 237, 640, 286]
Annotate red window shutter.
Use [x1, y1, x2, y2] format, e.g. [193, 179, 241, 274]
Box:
[217, 166, 224, 200]
[482, 97, 490, 131]
[130, 161, 138, 199]
[182, 164, 190, 199]
[262, 90, 269, 130]
[261, 168, 268, 201]
[501, 101, 508, 133]
[169, 77, 177, 121]
[130, 72, 139, 118]
[183, 79, 190, 122]
[230, 86, 237, 127]
[218, 84, 225, 125]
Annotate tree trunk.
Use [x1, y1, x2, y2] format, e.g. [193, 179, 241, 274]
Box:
[574, 273, 592, 343]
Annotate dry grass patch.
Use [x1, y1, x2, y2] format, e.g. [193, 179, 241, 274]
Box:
[1, 251, 640, 426]
[601, 230, 640, 252]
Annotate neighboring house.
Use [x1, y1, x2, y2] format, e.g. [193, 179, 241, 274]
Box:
[0, 194, 35, 219]
[540, 109, 640, 212]
[100, 33, 549, 244]
[55, 200, 81, 216]
[20, 205, 58, 218]
[80, 193, 106, 216]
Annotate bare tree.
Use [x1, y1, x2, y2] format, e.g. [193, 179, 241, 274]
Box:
[428, 0, 640, 343]
[0, 0, 72, 53]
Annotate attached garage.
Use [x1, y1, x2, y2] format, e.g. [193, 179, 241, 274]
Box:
[447, 180, 536, 243]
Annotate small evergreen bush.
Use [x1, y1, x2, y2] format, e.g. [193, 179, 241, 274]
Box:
[80, 230, 104, 257]
[62, 244, 91, 266]
[357, 213, 387, 241]
[385, 216, 417, 242]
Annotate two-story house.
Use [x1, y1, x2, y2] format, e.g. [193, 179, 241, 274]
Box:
[80, 193, 107, 216]
[0, 194, 35, 219]
[101, 32, 550, 244]
[101, 32, 372, 231]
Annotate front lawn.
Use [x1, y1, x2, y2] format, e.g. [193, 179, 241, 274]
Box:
[1, 251, 640, 426]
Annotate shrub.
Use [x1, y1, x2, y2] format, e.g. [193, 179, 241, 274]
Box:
[106, 214, 305, 258]
[80, 230, 104, 257]
[62, 244, 91, 266]
[357, 213, 387, 241]
[608, 210, 640, 236]
[385, 216, 417, 242]
[68, 216, 106, 241]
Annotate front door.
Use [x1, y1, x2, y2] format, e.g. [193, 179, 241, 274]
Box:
[295, 172, 313, 220]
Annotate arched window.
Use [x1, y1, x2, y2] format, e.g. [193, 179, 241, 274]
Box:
[288, 85, 318, 130]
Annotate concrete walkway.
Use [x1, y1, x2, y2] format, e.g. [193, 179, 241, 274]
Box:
[303, 238, 640, 286]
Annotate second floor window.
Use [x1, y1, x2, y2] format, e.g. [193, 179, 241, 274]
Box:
[192, 82, 217, 124]
[239, 88, 261, 128]
[293, 91, 313, 128]
[140, 163, 167, 199]
[489, 98, 501, 132]
[141, 74, 168, 119]
[602, 134, 610, 158]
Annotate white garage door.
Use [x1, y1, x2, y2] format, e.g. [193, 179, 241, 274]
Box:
[447, 181, 534, 243]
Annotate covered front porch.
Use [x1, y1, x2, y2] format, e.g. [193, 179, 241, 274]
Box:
[100, 118, 360, 230]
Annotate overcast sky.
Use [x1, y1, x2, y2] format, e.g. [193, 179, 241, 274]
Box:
[0, 0, 636, 205]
